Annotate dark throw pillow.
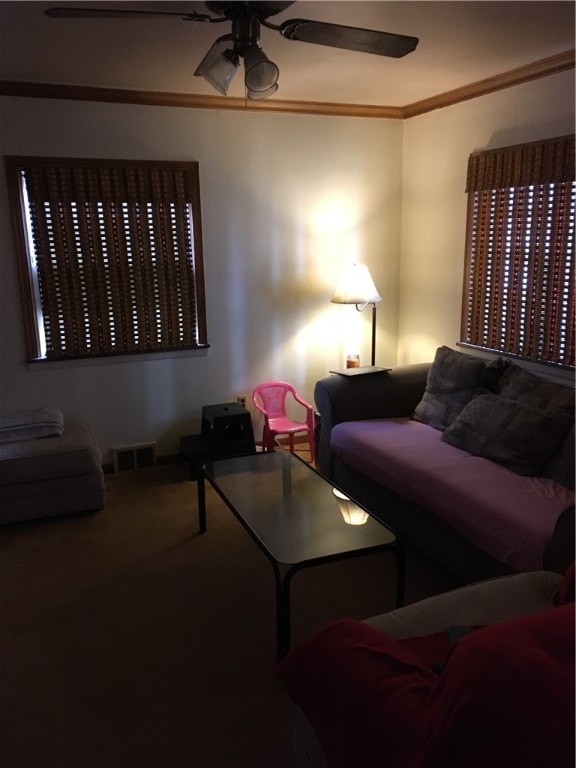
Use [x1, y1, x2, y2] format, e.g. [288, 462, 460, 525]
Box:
[497, 363, 575, 414]
[544, 424, 575, 488]
[493, 362, 574, 484]
[442, 392, 573, 475]
[412, 346, 487, 430]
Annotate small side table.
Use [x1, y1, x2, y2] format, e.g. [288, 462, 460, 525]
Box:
[329, 366, 391, 377]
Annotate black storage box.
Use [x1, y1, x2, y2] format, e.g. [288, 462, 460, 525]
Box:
[180, 402, 256, 479]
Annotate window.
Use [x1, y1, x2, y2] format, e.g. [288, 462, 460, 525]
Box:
[460, 135, 574, 369]
[5, 157, 208, 362]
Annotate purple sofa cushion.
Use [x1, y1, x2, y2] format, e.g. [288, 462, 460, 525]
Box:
[331, 418, 575, 571]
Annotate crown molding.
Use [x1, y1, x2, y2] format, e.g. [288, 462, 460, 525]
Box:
[0, 50, 573, 120]
[0, 81, 404, 119]
[402, 49, 575, 118]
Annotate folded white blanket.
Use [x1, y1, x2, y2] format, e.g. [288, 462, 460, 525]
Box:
[0, 408, 64, 444]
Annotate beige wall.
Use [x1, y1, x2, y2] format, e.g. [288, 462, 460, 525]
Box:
[0, 98, 402, 460]
[399, 69, 575, 365]
[0, 70, 573, 460]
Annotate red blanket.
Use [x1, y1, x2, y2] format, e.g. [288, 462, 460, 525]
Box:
[278, 602, 575, 768]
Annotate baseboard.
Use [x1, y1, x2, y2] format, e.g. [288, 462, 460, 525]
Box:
[102, 441, 310, 475]
[103, 452, 180, 474]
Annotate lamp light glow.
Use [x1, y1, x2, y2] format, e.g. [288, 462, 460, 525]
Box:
[331, 263, 382, 366]
[332, 488, 369, 525]
[331, 263, 382, 307]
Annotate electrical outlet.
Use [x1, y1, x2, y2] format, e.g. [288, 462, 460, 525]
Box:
[236, 395, 247, 408]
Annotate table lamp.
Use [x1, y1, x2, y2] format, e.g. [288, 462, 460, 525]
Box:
[331, 263, 382, 366]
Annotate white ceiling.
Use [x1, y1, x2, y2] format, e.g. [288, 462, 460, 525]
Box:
[0, 1, 574, 107]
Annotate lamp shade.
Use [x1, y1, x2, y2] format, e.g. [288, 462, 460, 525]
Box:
[244, 46, 279, 93]
[247, 82, 279, 100]
[194, 35, 238, 95]
[331, 263, 382, 306]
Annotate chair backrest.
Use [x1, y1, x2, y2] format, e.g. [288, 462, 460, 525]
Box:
[252, 381, 298, 419]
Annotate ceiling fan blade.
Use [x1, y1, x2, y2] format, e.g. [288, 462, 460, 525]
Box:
[207, 2, 295, 18]
[279, 19, 418, 58]
[44, 7, 215, 22]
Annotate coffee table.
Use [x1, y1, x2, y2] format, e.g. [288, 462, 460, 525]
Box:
[197, 451, 404, 659]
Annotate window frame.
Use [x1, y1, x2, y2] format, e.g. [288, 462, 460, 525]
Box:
[5, 156, 209, 363]
[460, 135, 575, 370]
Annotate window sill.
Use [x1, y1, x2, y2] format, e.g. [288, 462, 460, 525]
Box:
[27, 346, 210, 370]
[456, 342, 575, 386]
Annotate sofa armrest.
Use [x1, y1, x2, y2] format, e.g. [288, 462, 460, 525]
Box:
[314, 362, 430, 477]
[544, 504, 575, 574]
[366, 570, 563, 640]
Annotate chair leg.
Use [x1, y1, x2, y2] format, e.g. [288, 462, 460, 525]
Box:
[288, 434, 295, 454]
[262, 426, 275, 452]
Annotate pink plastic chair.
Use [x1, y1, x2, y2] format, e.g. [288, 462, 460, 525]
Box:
[252, 381, 315, 464]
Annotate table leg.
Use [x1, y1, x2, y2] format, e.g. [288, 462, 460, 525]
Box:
[275, 566, 293, 661]
[393, 542, 405, 607]
[197, 468, 207, 534]
[273, 544, 403, 661]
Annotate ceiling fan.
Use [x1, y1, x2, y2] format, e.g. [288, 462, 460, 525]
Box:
[44, 2, 419, 100]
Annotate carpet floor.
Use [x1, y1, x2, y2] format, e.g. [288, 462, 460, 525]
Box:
[0, 456, 456, 768]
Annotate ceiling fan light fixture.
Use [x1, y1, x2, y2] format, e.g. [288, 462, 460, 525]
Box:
[194, 35, 239, 96]
[243, 45, 279, 93]
[45, 2, 421, 102]
[246, 82, 279, 100]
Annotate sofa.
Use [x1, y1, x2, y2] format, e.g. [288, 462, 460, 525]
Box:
[278, 565, 575, 768]
[0, 408, 105, 525]
[314, 347, 575, 584]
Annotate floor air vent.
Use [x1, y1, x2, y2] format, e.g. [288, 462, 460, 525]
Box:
[113, 443, 157, 472]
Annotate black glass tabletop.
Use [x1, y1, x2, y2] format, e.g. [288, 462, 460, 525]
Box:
[204, 451, 396, 567]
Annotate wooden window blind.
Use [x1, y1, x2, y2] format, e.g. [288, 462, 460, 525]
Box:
[5, 157, 208, 361]
[461, 135, 575, 369]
